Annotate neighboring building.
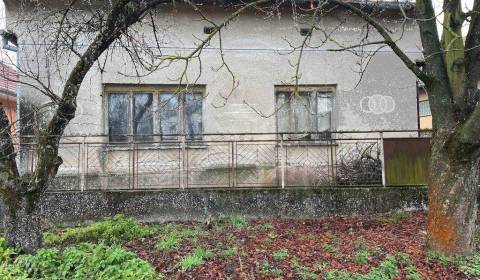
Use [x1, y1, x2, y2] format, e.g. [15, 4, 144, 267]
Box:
[4, 1, 428, 189]
[417, 86, 432, 130]
[0, 62, 16, 127]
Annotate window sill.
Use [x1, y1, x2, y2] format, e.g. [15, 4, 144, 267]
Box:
[104, 143, 208, 151]
[277, 140, 338, 147]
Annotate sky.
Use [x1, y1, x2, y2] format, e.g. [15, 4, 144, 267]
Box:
[433, 0, 474, 35]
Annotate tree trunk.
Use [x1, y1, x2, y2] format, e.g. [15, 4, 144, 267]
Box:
[3, 192, 43, 253]
[427, 142, 480, 256]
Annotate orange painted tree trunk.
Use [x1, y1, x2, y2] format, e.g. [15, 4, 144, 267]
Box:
[334, 0, 480, 256]
[427, 137, 480, 255]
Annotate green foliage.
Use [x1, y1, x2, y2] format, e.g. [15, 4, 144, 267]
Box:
[290, 256, 300, 269]
[260, 260, 271, 274]
[260, 260, 283, 277]
[358, 255, 399, 280]
[179, 248, 212, 271]
[0, 238, 17, 262]
[212, 215, 249, 231]
[270, 267, 284, 277]
[296, 266, 317, 280]
[324, 255, 399, 280]
[355, 237, 370, 265]
[458, 253, 480, 277]
[396, 252, 412, 265]
[355, 250, 369, 265]
[426, 250, 452, 266]
[272, 249, 288, 261]
[156, 234, 180, 251]
[219, 247, 238, 259]
[324, 270, 352, 280]
[0, 238, 28, 280]
[15, 243, 159, 280]
[426, 250, 480, 277]
[226, 215, 248, 228]
[322, 243, 340, 254]
[44, 215, 157, 245]
[378, 211, 410, 224]
[258, 223, 274, 231]
[313, 262, 327, 273]
[405, 265, 421, 280]
[289, 256, 317, 279]
[371, 246, 383, 256]
[155, 223, 205, 251]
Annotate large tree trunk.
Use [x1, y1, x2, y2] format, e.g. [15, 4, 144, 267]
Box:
[426, 140, 480, 256]
[3, 192, 43, 253]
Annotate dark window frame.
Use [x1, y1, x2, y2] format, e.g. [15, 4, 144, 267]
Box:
[104, 85, 205, 142]
[275, 85, 334, 140]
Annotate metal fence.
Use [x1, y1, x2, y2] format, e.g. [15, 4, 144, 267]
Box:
[18, 131, 431, 191]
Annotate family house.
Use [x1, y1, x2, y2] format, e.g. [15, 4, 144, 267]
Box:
[3, 0, 428, 190]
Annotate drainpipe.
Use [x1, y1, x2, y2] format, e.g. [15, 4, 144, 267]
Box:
[416, 80, 420, 138]
[0, 29, 25, 174]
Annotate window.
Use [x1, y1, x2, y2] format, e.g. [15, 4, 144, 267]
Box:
[419, 100, 431, 117]
[276, 86, 334, 139]
[105, 85, 204, 142]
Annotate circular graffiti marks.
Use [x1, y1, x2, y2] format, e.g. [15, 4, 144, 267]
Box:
[360, 95, 396, 115]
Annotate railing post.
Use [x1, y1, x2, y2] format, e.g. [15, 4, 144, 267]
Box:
[80, 136, 86, 192]
[231, 140, 236, 188]
[280, 133, 285, 189]
[380, 132, 387, 187]
[180, 135, 186, 189]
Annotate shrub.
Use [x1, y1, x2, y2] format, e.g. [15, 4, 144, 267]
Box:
[8, 243, 159, 280]
[0, 238, 160, 279]
[44, 215, 157, 245]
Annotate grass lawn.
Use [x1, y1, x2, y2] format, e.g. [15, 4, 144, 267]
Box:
[2, 212, 480, 279]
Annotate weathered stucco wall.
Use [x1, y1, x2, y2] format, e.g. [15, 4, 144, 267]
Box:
[6, 3, 422, 136]
[0, 187, 427, 227]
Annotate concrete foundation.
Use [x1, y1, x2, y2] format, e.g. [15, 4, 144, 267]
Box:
[0, 186, 428, 227]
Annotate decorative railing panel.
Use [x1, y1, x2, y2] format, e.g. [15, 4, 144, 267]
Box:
[16, 131, 431, 190]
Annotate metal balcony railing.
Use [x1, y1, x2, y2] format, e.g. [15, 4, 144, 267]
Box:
[16, 130, 432, 191]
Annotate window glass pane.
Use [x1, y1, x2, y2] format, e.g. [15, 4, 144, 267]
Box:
[108, 93, 129, 142]
[133, 93, 153, 141]
[419, 100, 431, 117]
[317, 93, 332, 132]
[185, 92, 203, 140]
[293, 93, 315, 133]
[159, 93, 178, 140]
[276, 93, 292, 133]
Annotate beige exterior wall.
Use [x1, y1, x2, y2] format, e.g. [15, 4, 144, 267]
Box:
[6, 3, 424, 189]
[7, 3, 422, 137]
